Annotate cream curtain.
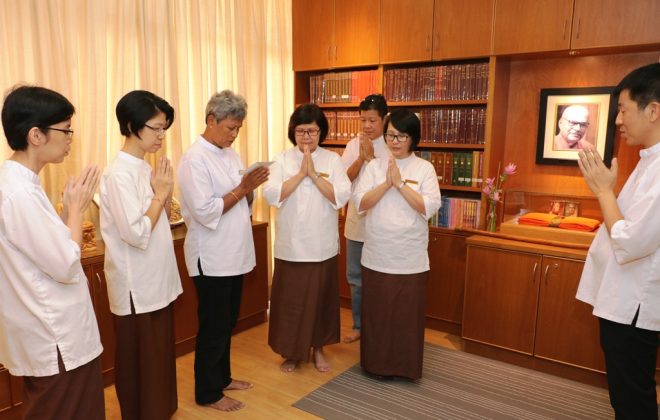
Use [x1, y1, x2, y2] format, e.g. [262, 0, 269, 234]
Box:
[0, 0, 293, 226]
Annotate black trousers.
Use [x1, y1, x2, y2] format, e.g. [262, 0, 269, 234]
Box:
[192, 265, 244, 405]
[599, 316, 659, 420]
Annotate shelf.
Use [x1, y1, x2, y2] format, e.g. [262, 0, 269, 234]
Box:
[323, 139, 349, 146]
[417, 143, 485, 150]
[389, 100, 488, 107]
[440, 185, 482, 193]
[316, 102, 360, 108]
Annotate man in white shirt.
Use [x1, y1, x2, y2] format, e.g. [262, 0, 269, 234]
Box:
[340, 94, 389, 343]
[576, 63, 660, 419]
[0, 86, 104, 419]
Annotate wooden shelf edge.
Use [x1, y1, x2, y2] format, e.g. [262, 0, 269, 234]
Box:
[457, 227, 591, 250]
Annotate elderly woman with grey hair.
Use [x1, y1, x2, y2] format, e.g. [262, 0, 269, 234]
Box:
[177, 90, 269, 412]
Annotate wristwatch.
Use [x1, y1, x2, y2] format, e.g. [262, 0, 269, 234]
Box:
[397, 180, 406, 190]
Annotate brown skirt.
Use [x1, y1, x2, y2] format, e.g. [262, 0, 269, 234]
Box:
[268, 256, 340, 362]
[360, 266, 428, 380]
[22, 352, 104, 420]
[114, 301, 178, 420]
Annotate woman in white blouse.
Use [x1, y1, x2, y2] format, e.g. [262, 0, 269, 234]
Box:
[99, 90, 182, 420]
[354, 108, 441, 380]
[0, 86, 103, 418]
[265, 104, 351, 373]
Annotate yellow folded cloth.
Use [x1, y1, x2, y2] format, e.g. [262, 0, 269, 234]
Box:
[558, 216, 601, 232]
[518, 213, 563, 227]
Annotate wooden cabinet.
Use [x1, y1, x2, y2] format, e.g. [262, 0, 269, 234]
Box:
[493, 0, 574, 55]
[463, 235, 605, 378]
[570, 0, 660, 50]
[337, 217, 351, 307]
[0, 368, 21, 420]
[380, 0, 434, 63]
[292, 0, 380, 70]
[432, 0, 493, 60]
[493, 0, 660, 55]
[426, 231, 468, 334]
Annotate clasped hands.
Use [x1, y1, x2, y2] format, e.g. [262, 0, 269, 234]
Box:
[384, 156, 403, 190]
[298, 144, 319, 179]
[577, 149, 618, 198]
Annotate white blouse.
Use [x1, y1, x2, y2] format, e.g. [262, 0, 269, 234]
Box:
[0, 160, 102, 376]
[100, 152, 182, 316]
[341, 135, 390, 242]
[354, 154, 441, 274]
[264, 146, 351, 262]
[577, 141, 660, 331]
[177, 136, 256, 277]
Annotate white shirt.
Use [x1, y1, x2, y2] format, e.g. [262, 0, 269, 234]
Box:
[576, 141, 660, 331]
[354, 154, 441, 274]
[264, 146, 351, 262]
[100, 152, 182, 316]
[0, 160, 102, 376]
[177, 136, 256, 277]
[341, 135, 390, 242]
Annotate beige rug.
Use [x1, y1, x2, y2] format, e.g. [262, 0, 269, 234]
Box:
[294, 343, 657, 419]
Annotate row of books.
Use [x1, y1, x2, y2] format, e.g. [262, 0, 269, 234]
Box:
[323, 111, 361, 141]
[417, 151, 484, 188]
[383, 62, 489, 102]
[310, 70, 379, 104]
[419, 107, 486, 144]
[430, 197, 482, 229]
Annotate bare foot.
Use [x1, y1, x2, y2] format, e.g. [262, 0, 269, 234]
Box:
[343, 330, 361, 343]
[206, 396, 245, 412]
[224, 379, 253, 390]
[313, 348, 331, 373]
[280, 359, 298, 373]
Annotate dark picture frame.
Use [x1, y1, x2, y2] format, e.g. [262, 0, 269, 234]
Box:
[536, 87, 617, 165]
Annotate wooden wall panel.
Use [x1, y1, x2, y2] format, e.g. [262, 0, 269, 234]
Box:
[500, 51, 660, 196]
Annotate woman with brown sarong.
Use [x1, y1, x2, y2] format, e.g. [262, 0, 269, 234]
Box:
[264, 104, 351, 373]
[353, 108, 441, 380]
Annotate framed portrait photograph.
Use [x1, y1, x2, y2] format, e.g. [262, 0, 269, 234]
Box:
[548, 200, 565, 216]
[536, 87, 617, 165]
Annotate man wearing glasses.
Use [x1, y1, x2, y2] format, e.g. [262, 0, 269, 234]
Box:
[554, 104, 595, 150]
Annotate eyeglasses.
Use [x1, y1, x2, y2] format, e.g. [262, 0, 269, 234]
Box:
[46, 127, 74, 138]
[563, 119, 590, 128]
[385, 133, 410, 143]
[294, 128, 320, 137]
[144, 124, 167, 135]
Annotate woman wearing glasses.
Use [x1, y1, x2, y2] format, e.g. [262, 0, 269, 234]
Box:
[354, 108, 441, 380]
[264, 104, 351, 373]
[99, 90, 182, 419]
[0, 86, 103, 418]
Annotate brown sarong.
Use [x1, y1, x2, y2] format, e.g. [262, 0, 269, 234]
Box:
[360, 266, 427, 380]
[268, 256, 340, 362]
[114, 301, 177, 420]
[22, 352, 104, 420]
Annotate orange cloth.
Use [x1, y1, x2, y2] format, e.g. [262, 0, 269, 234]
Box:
[558, 216, 601, 232]
[518, 213, 563, 227]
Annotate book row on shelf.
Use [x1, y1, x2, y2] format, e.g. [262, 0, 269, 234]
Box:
[430, 196, 481, 229]
[383, 62, 489, 102]
[310, 69, 379, 104]
[323, 108, 487, 144]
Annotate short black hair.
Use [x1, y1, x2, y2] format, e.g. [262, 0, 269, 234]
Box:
[615, 62, 660, 110]
[116, 90, 175, 139]
[287, 103, 329, 145]
[384, 108, 421, 151]
[1, 85, 75, 151]
[359, 94, 388, 118]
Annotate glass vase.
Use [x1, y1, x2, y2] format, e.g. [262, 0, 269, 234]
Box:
[486, 199, 498, 232]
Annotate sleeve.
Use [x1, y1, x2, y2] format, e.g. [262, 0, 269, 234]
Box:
[3, 189, 82, 284]
[609, 173, 660, 264]
[329, 153, 351, 210]
[101, 172, 152, 250]
[418, 161, 442, 221]
[263, 153, 286, 208]
[341, 137, 359, 170]
[177, 156, 223, 229]
[352, 159, 379, 215]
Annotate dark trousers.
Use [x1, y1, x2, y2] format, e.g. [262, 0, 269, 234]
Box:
[599, 316, 659, 420]
[192, 266, 244, 405]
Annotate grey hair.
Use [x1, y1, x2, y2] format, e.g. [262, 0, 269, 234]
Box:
[205, 90, 247, 123]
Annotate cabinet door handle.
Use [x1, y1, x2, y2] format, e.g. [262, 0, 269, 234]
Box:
[333, 45, 337, 60]
[95, 273, 102, 287]
[543, 264, 550, 285]
[327, 45, 332, 61]
[426, 35, 431, 52]
[532, 262, 538, 281]
[562, 20, 567, 40]
[575, 17, 581, 39]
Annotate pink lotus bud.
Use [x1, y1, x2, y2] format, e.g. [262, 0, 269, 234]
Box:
[482, 185, 491, 195]
[493, 191, 501, 202]
[504, 163, 517, 175]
